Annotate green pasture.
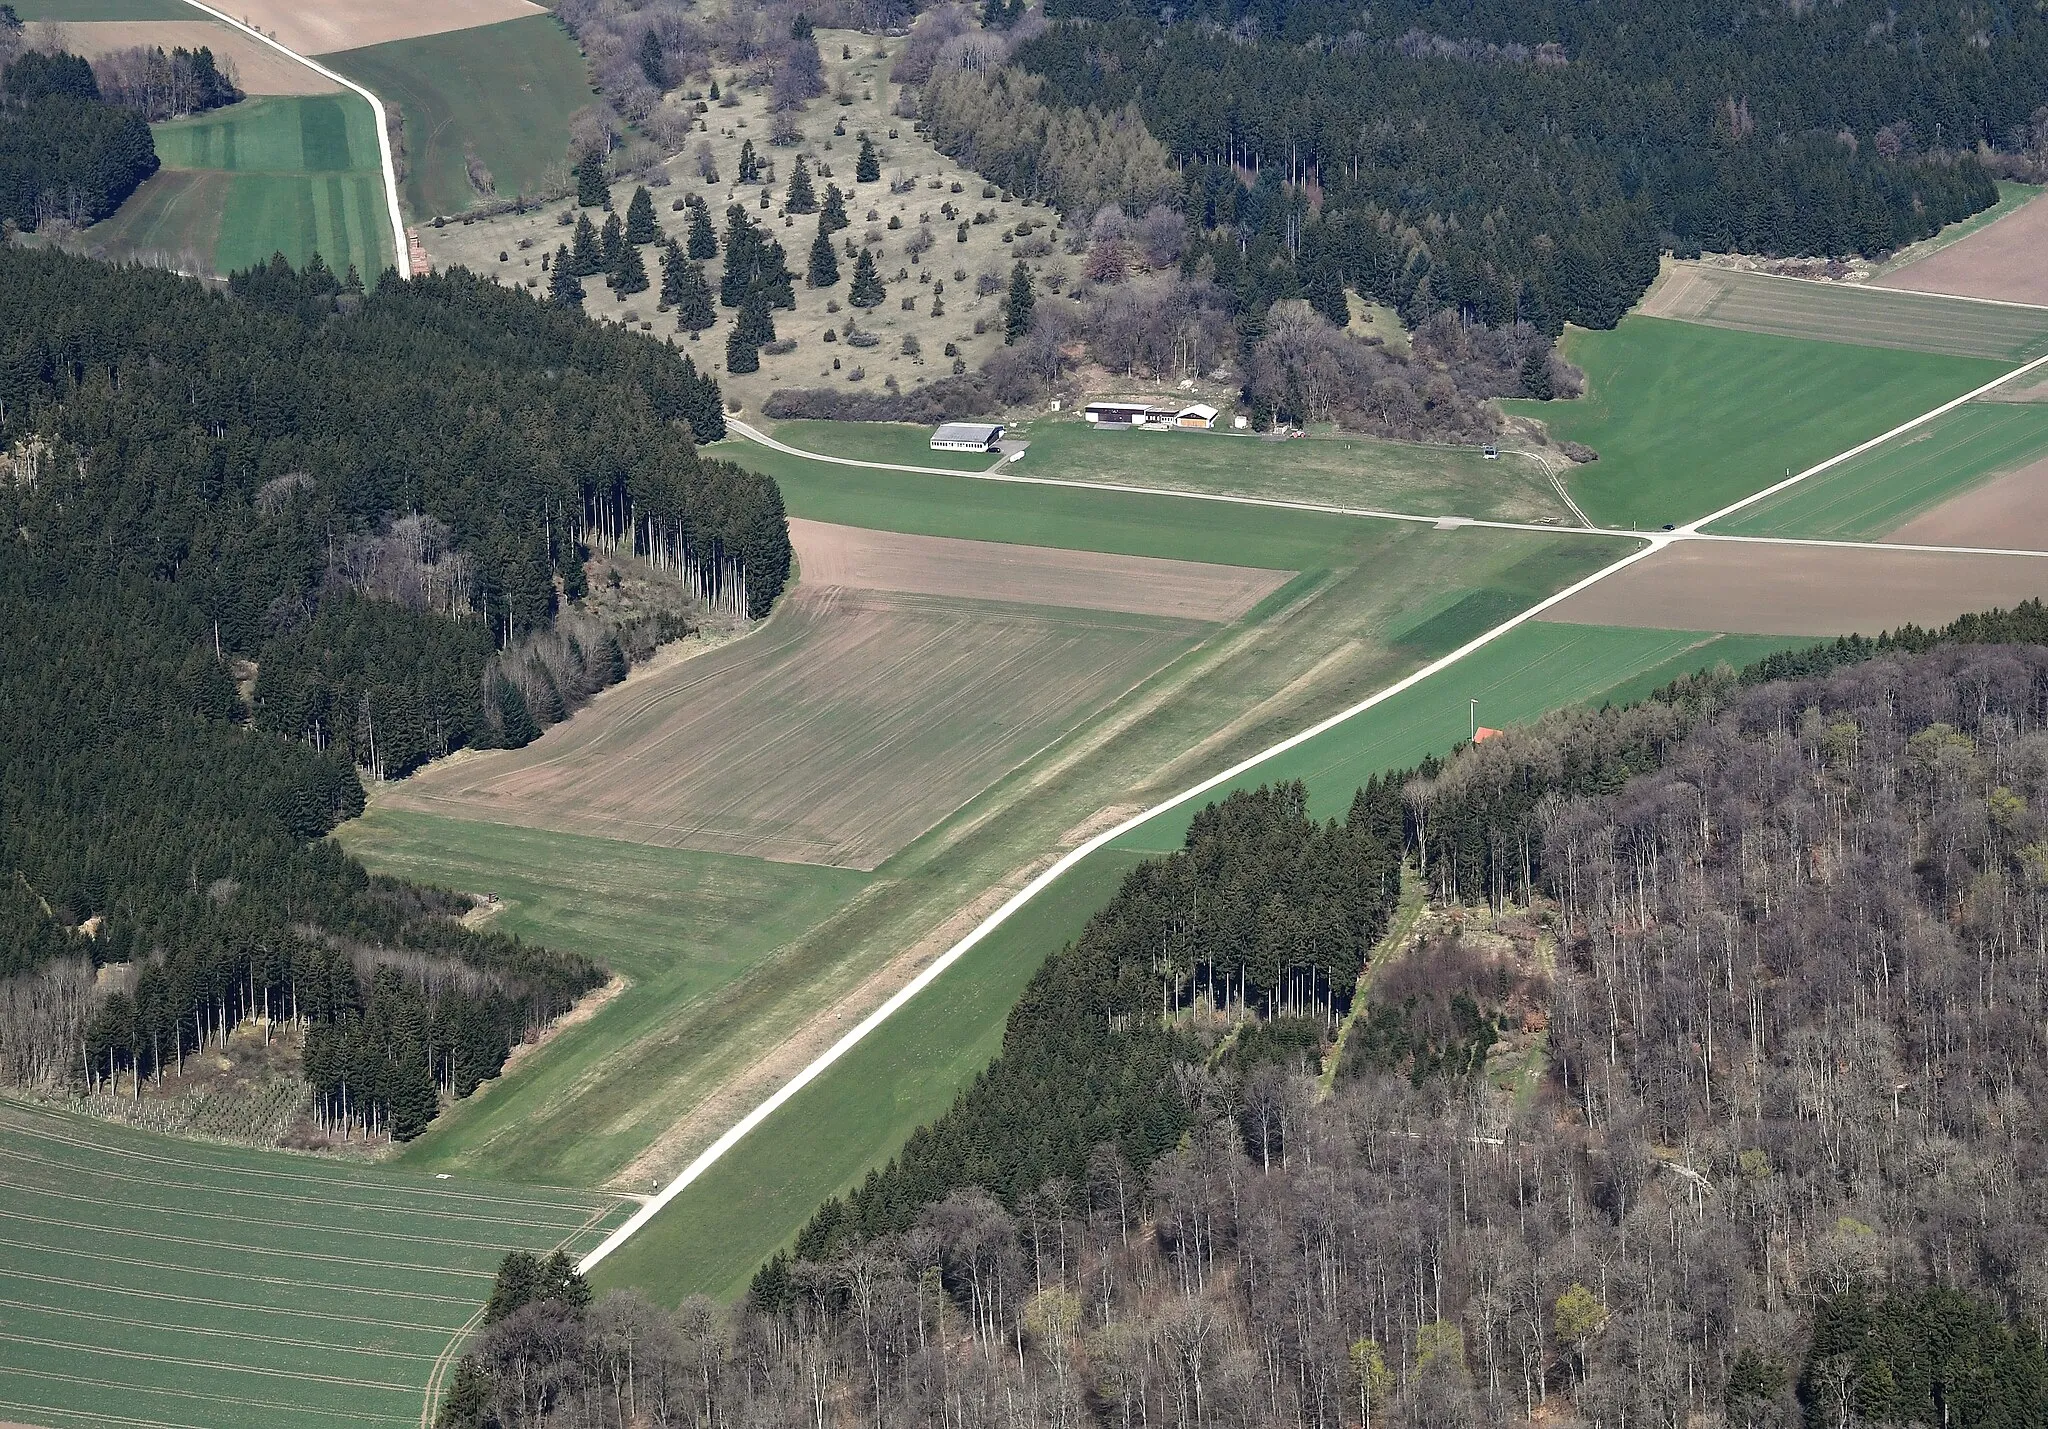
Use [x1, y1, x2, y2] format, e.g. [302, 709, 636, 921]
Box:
[590, 618, 1804, 1303]
[0, 1099, 623, 1429]
[1655, 265, 2048, 362]
[1710, 400, 2048, 540]
[759, 417, 1580, 525]
[1506, 318, 2009, 530]
[114, 95, 396, 281]
[337, 810, 869, 1187]
[327, 16, 592, 220]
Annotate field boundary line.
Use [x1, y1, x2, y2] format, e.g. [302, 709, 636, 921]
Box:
[0, 1330, 420, 1391]
[1694, 533, 2048, 558]
[170, 0, 410, 278]
[0, 1297, 439, 1363]
[0, 1234, 477, 1304]
[575, 529, 1665, 1273]
[730, 420, 1609, 536]
[0, 1207, 495, 1278]
[0, 1266, 452, 1334]
[1683, 350, 2048, 533]
[0, 1367, 413, 1424]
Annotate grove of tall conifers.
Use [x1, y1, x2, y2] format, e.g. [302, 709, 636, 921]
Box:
[0, 247, 792, 1137]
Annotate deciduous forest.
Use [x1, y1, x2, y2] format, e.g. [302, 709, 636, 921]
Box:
[445, 606, 2048, 1426]
[0, 248, 788, 1141]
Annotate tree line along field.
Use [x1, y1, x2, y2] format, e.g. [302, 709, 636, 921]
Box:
[761, 416, 1581, 525]
[82, 94, 394, 280]
[0, 1100, 626, 1429]
[324, 15, 593, 221]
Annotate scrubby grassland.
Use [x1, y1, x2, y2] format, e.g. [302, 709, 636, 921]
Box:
[763, 416, 1579, 523]
[1506, 318, 2009, 529]
[1710, 400, 2048, 540]
[88, 95, 393, 279]
[1641, 263, 2048, 360]
[333, 810, 869, 1190]
[325, 16, 592, 220]
[419, 29, 1063, 416]
[0, 1100, 624, 1429]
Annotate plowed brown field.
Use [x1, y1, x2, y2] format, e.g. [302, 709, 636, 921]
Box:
[1873, 193, 2048, 307]
[224, 0, 544, 55]
[62, 22, 341, 93]
[1882, 454, 2048, 551]
[1538, 541, 2048, 637]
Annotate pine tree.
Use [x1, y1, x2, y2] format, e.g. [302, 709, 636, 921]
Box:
[570, 212, 601, 275]
[609, 240, 650, 295]
[600, 212, 624, 267]
[1305, 265, 1349, 328]
[342, 264, 363, 293]
[709, 79, 720, 101]
[548, 245, 584, 305]
[738, 139, 760, 184]
[660, 239, 688, 304]
[576, 149, 606, 207]
[638, 29, 667, 89]
[855, 135, 880, 184]
[686, 198, 717, 259]
[726, 321, 761, 374]
[807, 222, 840, 287]
[734, 289, 777, 347]
[756, 239, 796, 309]
[819, 183, 848, 233]
[848, 248, 885, 307]
[1519, 344, 1556, 400]
[1003, 260, 1034, 343]
[720, 205, 760, 306]
[785, 156, 817, 214]
[625, 185, 659, 245]
[673, 259, 716, 332]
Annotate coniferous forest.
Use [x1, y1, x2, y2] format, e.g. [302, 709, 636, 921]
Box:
[967, 0, 2023, 328]
[443, 605, 2048, 1427]
[0, 47, 159, 230]
[0, 247, 789, 1140]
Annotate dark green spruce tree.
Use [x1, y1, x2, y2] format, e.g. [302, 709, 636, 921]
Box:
[570, 212, 602, 275]
[600, 211, 625, 267]
[575, 149, 606, 207]
[785, 156, 817, 214]
[625, 185, 659, 245]
[672, 258, 716, 332]
[638, 29, 666, 88]
[686, 196, 717, 259]
[848, 248, 885, 307]
[1003, 260, 1034, 343]
[738, 138, 760, 184]
[855, 134, 880, 183]
[819, 182, 848, 234]
[609, 240, 649, 295]
[807, 221, 840, 287]
[548, 245, 584, 305]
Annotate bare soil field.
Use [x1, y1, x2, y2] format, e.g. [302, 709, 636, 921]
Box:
[1538, 542, 2048, 637]
[383, 586, 1208, 868]
[1882, 453, 2048, 551]
[1637, 260, 2048, 361]
[1873, 191, 2048, 307]
[225, 0, 544, 55]
[787, 518, 1289, 622]
[62, 21, 340, 92]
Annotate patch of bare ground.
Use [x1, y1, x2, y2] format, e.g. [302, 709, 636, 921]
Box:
[787, 518, 1290, 621]
[610, 801, 1138, 1188]
[382, 585, 1207, 869]
[1881, 453, 2048, 551]
[224, 0, 546, 55]
[1873, 191, 2048, 307]
[1539, 541, 2048, 637]
[62, 21, 341, 93]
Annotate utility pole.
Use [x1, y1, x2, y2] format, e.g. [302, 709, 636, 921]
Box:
[1470, 699, 1478, 741]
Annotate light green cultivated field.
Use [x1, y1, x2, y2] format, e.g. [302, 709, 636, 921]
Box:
[760, 417, 1578, 525]
[0, 1100, 625, 1429]
[1504, 318, 2010, 530]
[1710, 401, 2048, 540]
[88, 96, 393, 280]
[326, 16, 593, 220]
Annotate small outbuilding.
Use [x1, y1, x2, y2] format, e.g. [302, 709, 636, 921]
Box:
[931, 421, 1005, 452]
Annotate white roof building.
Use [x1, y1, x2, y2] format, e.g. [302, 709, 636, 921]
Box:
[931, 422, 1005, 451]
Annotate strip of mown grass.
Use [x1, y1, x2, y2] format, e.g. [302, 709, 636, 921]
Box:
[0, 1100, 623, 1429]
[1707, 400, 2048, 540]
[1505, 317, 2010, 531]
[326, 16, 591, 220]
[590, 616, 1803, 1305]
[336, 810, 871, 1187]
[1655, 265, 2048, 362]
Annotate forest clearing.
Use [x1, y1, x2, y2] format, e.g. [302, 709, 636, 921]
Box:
[0, 1102, 623, 1429]
[1638, 258, 2048, 359]
[1873, 182, 2048, 305]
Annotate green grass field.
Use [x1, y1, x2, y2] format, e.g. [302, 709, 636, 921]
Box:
[333, 811, 868, 1188]
[1504, 318, 2010, 530]
[1709, 401, 2048, 540]
[588, 618, 1804, 1303]
[326, 16, 592, 220]
[0, 1099, 624, 1429]
[88, 96, 394, 281]
[1650, 264, 2048, 362]
[761, 417, 1578, 524]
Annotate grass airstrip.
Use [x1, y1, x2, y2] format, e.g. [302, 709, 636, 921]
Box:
[0, 1099, 625, 1429]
